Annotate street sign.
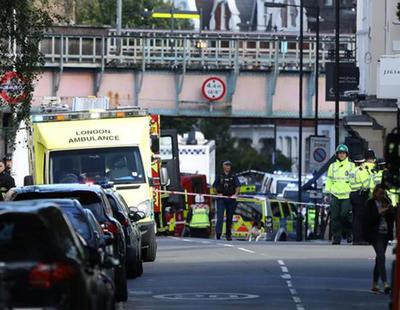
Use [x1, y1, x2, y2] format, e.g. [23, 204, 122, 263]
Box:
[0, 71, 27, 104]
[201, 77, 226, 101]
[309, 136, 330, 172]
[377, 56, 400, 99]
[325, 62, 359, 101]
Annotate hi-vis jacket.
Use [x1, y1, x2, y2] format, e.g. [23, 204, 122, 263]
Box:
[189, 204, 210, 228]
[351, 164, 371, 192]
[325, 158, 355, 199]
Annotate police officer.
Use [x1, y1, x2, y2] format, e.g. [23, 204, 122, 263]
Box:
[325, 144, 355, 245]
[186, 194, 211, 238]
[350, 154, 370, 244]
[369, 158, 385, 192]
[213, 160, 240, 241]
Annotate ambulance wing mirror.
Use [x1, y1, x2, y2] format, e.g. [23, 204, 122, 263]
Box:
[151, 135, 160, 154]
[160, 167, 170, 186]
[24, 175, 34, 186]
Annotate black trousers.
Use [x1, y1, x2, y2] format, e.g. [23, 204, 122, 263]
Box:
[350, 191, 368, 243]
[371, 234, 389, 283]
[216, 198, 236, 237]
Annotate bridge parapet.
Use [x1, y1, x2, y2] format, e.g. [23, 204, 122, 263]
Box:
[39, 29, 355, 71]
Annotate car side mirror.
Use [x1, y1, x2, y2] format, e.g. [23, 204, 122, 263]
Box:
[160, 167, 170, 186]
[128, 210, 145, 222]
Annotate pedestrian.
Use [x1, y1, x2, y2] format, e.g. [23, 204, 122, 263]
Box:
[365, 184, 395, 294]
[212, 160, 240, 241]
[324, 144, 355, 245]
[3, 153, 12, 175]
[186, 194, 211, 238]
[0, 160, 15, 200]
[350, 154, 370, 245]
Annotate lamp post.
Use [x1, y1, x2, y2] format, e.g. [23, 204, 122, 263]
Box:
[334, 0, 340, 147]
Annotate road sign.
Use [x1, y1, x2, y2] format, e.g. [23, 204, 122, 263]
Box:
[309, 136, 330, 172]
[325, 62, 359, 101]
[0, 71, 27, 104]
[202, 77, 226, 101]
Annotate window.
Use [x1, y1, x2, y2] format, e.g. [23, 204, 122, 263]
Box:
[63, 207, 92, 240]
[50, 147, 145, 185]
[281, 202, 291, 218]
[160, 136, 173, 160]
[234, 200, 263, 222]
[270, 201, 281, 217]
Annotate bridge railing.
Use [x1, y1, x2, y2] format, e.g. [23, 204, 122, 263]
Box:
[39, 30, 355, 71]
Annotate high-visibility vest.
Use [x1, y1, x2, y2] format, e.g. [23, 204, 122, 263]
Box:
[369, 169, 383, 191]
[189, 204, 210, 228]
[325, 158, 355, 199]
[387, 188, 399, 207]
[351, 164, 371, 192]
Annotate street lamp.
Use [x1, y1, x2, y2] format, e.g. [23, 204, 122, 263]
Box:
[264, 1, 321, 207]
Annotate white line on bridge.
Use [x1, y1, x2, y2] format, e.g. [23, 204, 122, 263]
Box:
[223, 244, 234, 247]
[278, 260, 285, 265]
[281, 266, 289, 273]
[278, 260, 305, 310]
[237, 247, 255, 253]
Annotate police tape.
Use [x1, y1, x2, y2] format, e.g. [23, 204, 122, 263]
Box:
[154, 189, 330, 208]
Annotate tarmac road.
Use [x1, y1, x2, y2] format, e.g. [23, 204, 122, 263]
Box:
[125, 237, 393, 310]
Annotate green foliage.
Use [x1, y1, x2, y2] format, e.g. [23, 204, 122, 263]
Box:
[161, 116, 292, 176]
[397, 2, 400, 21]
[75, 0, 193, 30]
[0, 0, 54, 148]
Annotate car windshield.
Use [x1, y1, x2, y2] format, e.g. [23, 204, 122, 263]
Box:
[50, 147, 145, 185]
[235, 199, 264, 222]
[13, 191, 108, 224]
[63, 207, 92, 240]
[276, 181, 298, 195]
[0, 214, 53, 261]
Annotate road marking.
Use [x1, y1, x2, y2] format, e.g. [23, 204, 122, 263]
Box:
[281, 274, 291, 279]
[289, 288, 297, 295]
[153, 292, 259, 300]
[223, 244, 234, 247]
[278, 259, 285, 265]
[183, 239, 191, 242]
[238, 247, 255, 253]
[129, 290, 153, 295]
[286, 280, 293, 287]
[201, 241, 211, 244]
[281, 266, 289, 273]
[293, 296, 302, 303]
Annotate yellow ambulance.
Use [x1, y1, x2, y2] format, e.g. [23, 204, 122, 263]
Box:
[26, 100, 159, 261]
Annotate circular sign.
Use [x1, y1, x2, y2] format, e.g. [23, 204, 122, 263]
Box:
[313, 148, 327, 163]
[202, 77, 226, 101]
[153, 293, 259, 300]
[0, 72, 27, 104]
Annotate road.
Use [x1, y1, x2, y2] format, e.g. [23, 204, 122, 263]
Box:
[125, 237, 393, 310]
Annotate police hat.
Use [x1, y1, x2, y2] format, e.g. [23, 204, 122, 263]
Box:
[377, 158, 386, 166]
[3, 153, 12, 161]
[222, 160, 232, 166]
[365, 149, 376, 160]
[353, 154, 365, 163]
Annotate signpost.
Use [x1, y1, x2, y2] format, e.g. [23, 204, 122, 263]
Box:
[201, 77, 226, 101]
[325, 62, 359, 101]
[309, 136, 330, 172]
[0, 71, 27, 104]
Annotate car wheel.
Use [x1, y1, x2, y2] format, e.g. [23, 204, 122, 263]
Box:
[143, 234, 157, 262]
[126, 247, 139, 279]
[114, 262, 128, 302]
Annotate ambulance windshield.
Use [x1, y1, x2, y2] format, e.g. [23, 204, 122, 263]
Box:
[49, 147, 145, 185]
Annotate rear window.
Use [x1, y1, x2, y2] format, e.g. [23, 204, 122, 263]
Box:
[13, 191, 107, 224]
[63, 207, 92, 240]
[0, 214, 53, 261]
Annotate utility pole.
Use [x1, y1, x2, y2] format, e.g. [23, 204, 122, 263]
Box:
[116, 0, 122, 35]
[314, 5, 320, 136]
[334, 0, 340, 147]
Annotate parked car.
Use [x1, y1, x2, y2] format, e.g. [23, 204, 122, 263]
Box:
[0, 201, 113, 309]
[10, 184, 128, 302]
[105, 188, 144, 278]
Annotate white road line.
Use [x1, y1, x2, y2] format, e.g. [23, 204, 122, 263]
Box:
[281, 266, 289, 273]
[286, 280, 293, 288]
[289, 289, 297, 295]
[280, 274, 291, 279]
[237, 247, 255, 253]
[297, 306, 305, 310]
[182, 239, 191, 242]
[201, 241, 211, 244]
[277, 259, 285, 265]
[292, 296, 302, 303]
[223, 244, 234, 247]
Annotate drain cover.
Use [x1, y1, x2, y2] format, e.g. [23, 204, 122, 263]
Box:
[153, 293, 259, 300]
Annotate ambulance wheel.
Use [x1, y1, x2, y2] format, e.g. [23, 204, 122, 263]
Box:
[143, 237, 157, 262]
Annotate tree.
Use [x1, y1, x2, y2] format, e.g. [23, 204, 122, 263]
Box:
[75, 0, 192, 30]
[0, 1, 54, 147]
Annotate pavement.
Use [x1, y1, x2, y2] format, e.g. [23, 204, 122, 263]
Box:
[125, 237, 393, 310]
